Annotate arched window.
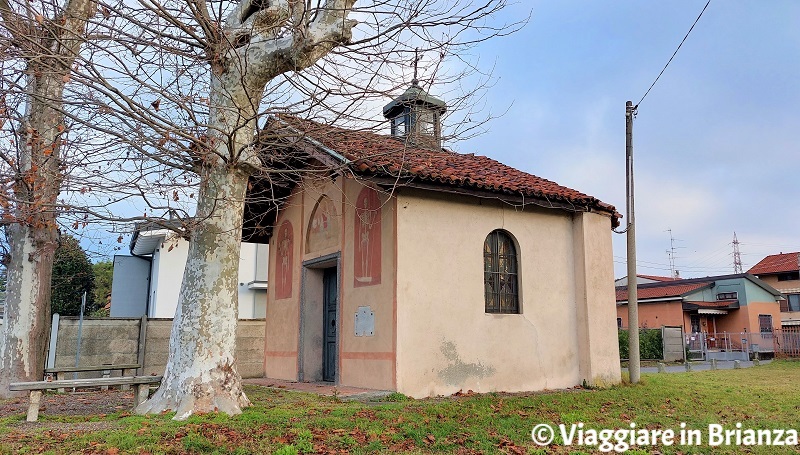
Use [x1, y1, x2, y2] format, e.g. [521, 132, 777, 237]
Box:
[483, 230, 519, 314]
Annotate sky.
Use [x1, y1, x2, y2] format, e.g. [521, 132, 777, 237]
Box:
[452, 0, 800, 279]
[84, 0, 800, 280]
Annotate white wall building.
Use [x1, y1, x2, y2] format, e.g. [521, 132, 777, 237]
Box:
[111, 224, 268, 319]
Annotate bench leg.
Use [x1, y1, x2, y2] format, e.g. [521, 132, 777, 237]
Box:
[120, 369, 132, 391]
[56, 373, 65, 394]
[101, 369, 111, 391]
[26, 391, 42, 422]
[133, 384, 150, 407]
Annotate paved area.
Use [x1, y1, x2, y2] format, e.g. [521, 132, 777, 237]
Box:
[623, 359, 772, 374]
[244, 377, 393, 401]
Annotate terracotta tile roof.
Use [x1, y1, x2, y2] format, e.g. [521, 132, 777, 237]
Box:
[616, 282, 709, 302]
[272, 116, 619, 223]
[638, 274, 678, 282]
[748, 252, 800, 275]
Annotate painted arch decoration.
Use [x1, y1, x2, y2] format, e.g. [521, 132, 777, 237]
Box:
[306, 195, 340, 253]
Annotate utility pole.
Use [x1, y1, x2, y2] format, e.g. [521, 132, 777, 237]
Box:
[626, 100, 640, 384]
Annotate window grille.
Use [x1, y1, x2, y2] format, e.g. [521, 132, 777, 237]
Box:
[484, 230, 519, 314]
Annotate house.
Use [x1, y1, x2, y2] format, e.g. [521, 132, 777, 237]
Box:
[748, 252, 800, 327]
[616, 273, 782, 333]
[110, 221, 268, 319]
[614, 274, 677, 287]
[245, 83, 622, 398]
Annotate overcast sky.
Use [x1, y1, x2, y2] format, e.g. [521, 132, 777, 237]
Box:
[453, 0, 800, 279]
[89, 1, 799, 279]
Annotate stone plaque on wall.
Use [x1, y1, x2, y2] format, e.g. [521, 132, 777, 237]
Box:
[354, 306, 375, 337]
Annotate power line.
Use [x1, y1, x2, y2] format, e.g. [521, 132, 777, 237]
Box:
[635, 0, 711, 108]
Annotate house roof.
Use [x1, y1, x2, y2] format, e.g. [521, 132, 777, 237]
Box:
[616, 273, 783, 303]
[748, 252, 800, 275]
[616, 282, 709, 301]
[129, 219, 186, 256]
[638, 274, 678, 282]
[269, 115, 619, 224]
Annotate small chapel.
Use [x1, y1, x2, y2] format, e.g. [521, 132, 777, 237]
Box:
[249, 82, 621, 397]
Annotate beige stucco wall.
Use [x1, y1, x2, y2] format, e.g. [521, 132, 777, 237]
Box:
[265, 184, 305, 380]
[394, 189, 619, 397]
[338, 177, 396, 390]
[572, 211, 623, 387]
[264, 175, 396, 390]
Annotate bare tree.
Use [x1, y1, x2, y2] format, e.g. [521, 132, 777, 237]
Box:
[39, 0, 520, 418]
[0, 0, 97, 397]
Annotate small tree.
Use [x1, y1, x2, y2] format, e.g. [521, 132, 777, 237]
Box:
[51, 235, 95, 316]
[92, 260, 113, 313]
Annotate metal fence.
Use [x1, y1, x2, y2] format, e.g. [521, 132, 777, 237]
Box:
[774, 328, 800, 358]
[686, 330, 800, 360]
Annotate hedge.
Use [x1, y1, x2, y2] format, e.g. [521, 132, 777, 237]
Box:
[619, 328, 663, 360]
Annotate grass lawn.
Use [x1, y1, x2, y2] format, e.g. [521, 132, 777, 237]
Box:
[1, 361, 799, 454]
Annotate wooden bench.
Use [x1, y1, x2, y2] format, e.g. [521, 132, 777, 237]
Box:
[9, 375, 162, 421]
[44, 364, 142, 392]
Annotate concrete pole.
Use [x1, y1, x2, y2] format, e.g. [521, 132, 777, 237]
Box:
[626, 101, 641, 384]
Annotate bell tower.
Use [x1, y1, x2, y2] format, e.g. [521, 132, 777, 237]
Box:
[382, 60, 446, 149]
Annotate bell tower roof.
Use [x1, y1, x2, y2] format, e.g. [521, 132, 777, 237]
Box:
[382, 82, 447, 119]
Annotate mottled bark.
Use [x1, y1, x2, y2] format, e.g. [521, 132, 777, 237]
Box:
[136, 164, 251, 418]
[136, 0, 356, 419]
[0, 73, 65, 398]
[0, 0, 95, 397]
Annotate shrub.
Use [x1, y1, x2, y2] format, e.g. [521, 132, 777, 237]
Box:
[619, 328, 663, 360]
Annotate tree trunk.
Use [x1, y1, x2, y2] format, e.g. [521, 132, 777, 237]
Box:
[135, 164, 252, 419]
[0, 72, 63, 398]
[0, 227, 56, 397]
[134, 58, 262, 419]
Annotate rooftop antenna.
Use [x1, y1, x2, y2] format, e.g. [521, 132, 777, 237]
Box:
[733, 232, 743, 274]
[666, 228, 682, 278]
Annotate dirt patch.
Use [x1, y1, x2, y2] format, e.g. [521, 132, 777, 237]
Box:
[0, 389, 136, 419]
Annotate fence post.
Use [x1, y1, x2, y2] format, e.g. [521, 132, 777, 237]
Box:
[137, 315, 148, 376]
[46, 313, 60, 373]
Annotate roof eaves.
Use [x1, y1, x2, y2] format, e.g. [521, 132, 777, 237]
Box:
[272, 116, 351, 165]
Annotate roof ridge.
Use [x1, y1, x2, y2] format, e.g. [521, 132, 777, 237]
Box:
[267, 114, 618, 223]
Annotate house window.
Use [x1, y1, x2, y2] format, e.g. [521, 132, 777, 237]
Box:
[617, 318, 623, 329]
[758, 314, 773, 333]
[716, 292, 738, 300]
[787, 294, 800, 312]
[777, 271, 800, 281]
[484, 230, 519, 314]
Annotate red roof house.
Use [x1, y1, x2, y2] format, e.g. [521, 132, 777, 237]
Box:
[748, 252, 800, 326]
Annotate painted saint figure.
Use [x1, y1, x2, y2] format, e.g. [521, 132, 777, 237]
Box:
[275, 220, 293, 299]
[354, 187, 381, 287]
